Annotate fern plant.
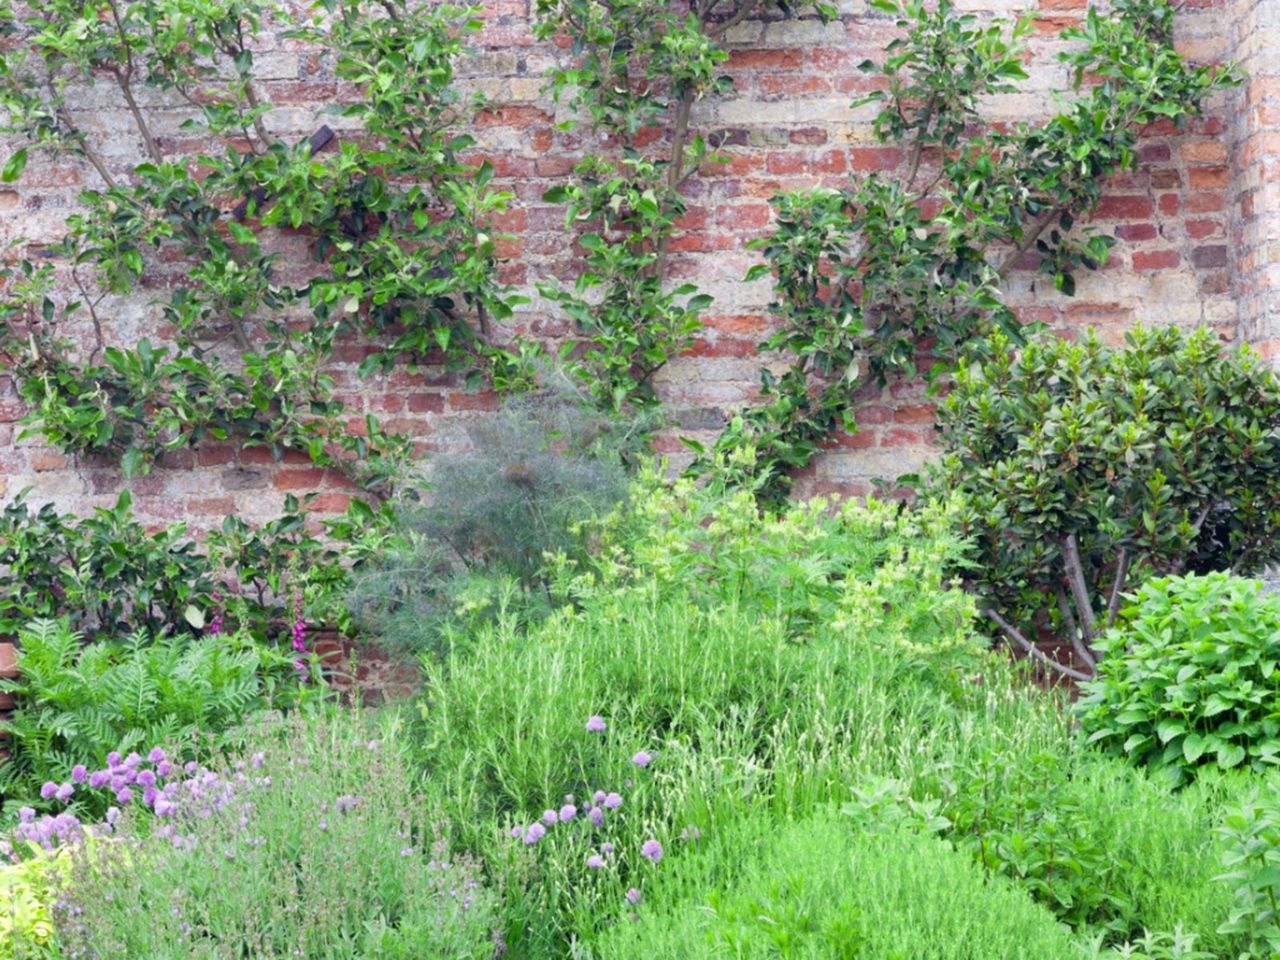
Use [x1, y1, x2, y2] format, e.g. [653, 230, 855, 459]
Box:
[0, 619, 305, 817]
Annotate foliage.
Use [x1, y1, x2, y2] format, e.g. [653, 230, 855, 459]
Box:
[0, 619, 306, 814]
[593, 812, 1082, 960]
[412, 476, 986, 953]
[577, 460, 976, 652]
[0, 488, 374, 640]
[346, 373, 638, 658]
[0, 0, 523, 493]
[0, 845, 63, 960]
[695, 0, 1238, 501]
[1078, 573, 1280, 784]
[533, 0, 830, 413]
[1088, 927, 1216, 960]
[47, 711, 498, 959]
[936, 752, 1126, 929]
[1215, 777, 1280, 960]
[931, 327, 1280, 678]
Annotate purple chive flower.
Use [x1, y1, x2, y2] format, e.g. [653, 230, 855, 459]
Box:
[541, 809, 559, 826]
[641, 839, 663, 864]
[156, 760, 172, 779]
[251, 752, 266, 769]
[632, 750, 652, 768]
[601, 842, 615, 854]
[88, 770, 109, 789]
[589, 806, 605, 828]
[148, 747, 166, 765]
[124, 752, 141, 770]
[680, 826, 702, 841]
[106, 806, 121, 825]
[559, 803, 578, 822]
[586, 854, 605, 869]
[604, 792, 623, 810]
[510, 825, 523, 839]
[523, 822, 546, 845]
[137, 769, 156, 789]
[71, 765, 87, 784]
[585, 715, 606, 734]
[116, 787, 134, 805]
[626, 887, 642, 905]
[143, 786, 160, 807]
[55, 783, 74, 804]
[40, 782, 58, 800]
[593, 790, 607, 805]
[107, 752, 122, 767]
[18, 807, 35, 823]
[184, 761, 198, 775]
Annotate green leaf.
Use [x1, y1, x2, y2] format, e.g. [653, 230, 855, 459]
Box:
[1182, 733, 1206, 763]
[1, 147, 28, 183]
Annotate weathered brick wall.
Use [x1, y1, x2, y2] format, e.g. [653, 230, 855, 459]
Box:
[0, 0, 1267, 523]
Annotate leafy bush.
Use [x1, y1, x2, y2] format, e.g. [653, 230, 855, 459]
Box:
[44, 711, 498, 959]
[932, 326, 1280, 677]
[0, 619, 304, 814]
[0, 489, 369, 642]
[0, 846, 63, 960]
[1215, 777, 1280, 959]
[347, 377, 638, 657]
[594, 812, 1081, 960]
[1077, 572, 1280, 783]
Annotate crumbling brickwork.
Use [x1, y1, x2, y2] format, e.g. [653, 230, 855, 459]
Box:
[0, 0, 1272, 522]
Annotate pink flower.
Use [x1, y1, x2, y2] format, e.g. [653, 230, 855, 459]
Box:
[523, 822, 547, 845]
[542, 809, 559, 826]
[625, 887, 641, 905]
[559, 803, 578, 822]
[632, 750, 652, 768]
[604, 792, 623, 810]
[585, 715, 606, 733]
[641, 839, 663, 864]
[586, 854, 605, 869]
[589, 806, 605, 828]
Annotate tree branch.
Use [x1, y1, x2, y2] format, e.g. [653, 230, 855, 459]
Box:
[996, 205, 1062, 279]
[1105, 546, 1130, 631]
[1054, 581, 1096, 669]
[984, 608, 1092, 682]
[1061, 533, 1097, 643]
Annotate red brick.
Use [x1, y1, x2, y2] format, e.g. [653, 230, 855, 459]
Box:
[1185, 219, 1221, 240]
[1132, 249, 1181, 270]
[1114, 223, 1158, 241]
[849, 147, 904, 172]
[0, 642, 18, 677]
[1188, 166, 1228, 189]
[1094, 195, 1154, 220]
[1191, 245, 1228, 269]
[408, 393, 445, 413]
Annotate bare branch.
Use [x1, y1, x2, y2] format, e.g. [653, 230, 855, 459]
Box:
[1105, 547, 1130, 631]
[1062, 533, 1097, 643]
[984, 608, 1093, 682]
[1054, 581, 1096, 669]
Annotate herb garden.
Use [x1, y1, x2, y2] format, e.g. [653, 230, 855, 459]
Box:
[2, 0, 1278, 956]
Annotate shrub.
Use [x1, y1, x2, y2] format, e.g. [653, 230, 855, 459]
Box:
[0, 619, 306, 815]
[347, 376, 640, 658]
[932, 325, 1280, 677]
[0, 846, 63, 960]
[1076, 572, 1280, 783]
[0, 489, 366, 642]
[593, 812, 1082, 960]
[1215, 777, 1280, 959]
[47, 711, 498, 959]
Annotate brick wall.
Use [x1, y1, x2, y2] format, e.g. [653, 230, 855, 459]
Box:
[0, 0, 1269, 524]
